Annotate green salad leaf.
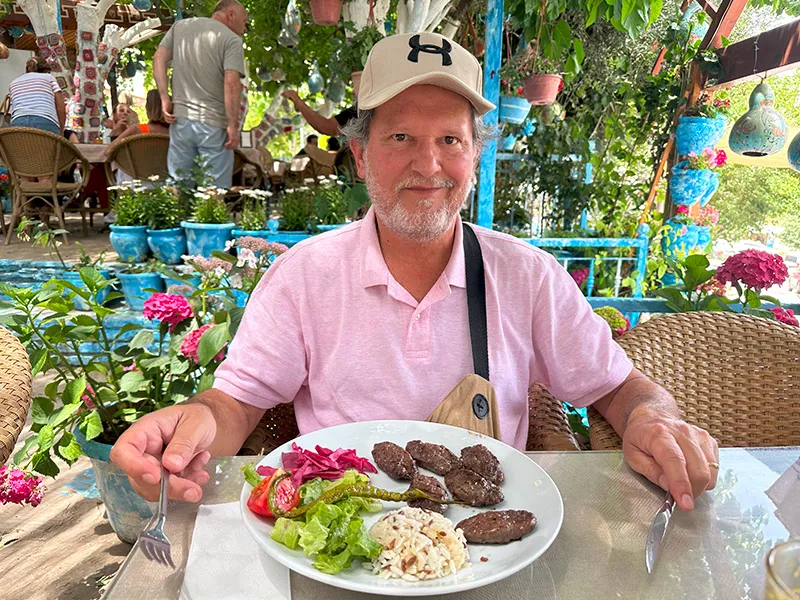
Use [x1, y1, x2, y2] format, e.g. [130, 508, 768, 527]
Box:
[269, 470, 383, 574]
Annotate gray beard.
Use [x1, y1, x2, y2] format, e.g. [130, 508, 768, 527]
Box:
[364, 156, 470, 244]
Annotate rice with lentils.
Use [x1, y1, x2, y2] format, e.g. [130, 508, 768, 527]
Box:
[365, 507, 470, 581]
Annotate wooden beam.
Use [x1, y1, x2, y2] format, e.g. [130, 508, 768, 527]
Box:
[699, 0, 748, 50]
[708, 19, 800, 88]
[694, 0, 717, 19]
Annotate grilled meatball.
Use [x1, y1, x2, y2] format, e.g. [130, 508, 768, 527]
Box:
[405, 440, 462, 476]
[444, 468, 504, 507]
[461, 444, 504, 485]
[407, 473, 449, 515]
[457, 510, 536, 544]
[372, 442, 415, 480]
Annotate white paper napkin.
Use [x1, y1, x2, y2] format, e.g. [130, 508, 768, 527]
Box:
[179, 502, 291, 600]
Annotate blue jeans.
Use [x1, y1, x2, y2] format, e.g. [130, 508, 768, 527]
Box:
[11, 115, 61, 135]
[168, 117, 233, 189]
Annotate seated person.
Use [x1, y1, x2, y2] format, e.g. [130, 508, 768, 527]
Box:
[111, 33, 719, 514]
[105, 90, 170, 157]
[107, 102, 140, 142]
[295, 134, 318, 157]
[326, 137, 341, 152]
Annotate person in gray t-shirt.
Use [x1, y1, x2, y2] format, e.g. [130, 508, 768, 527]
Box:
[153, 0, 247, 189]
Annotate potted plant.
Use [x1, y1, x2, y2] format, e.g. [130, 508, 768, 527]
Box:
[0, 278, 231, 542]
[232, 189, 273, 242]
[16, 218, 114, 310]
[108, 180, 151, 263]
[309, 0, 342, 26]
[332, 25, 384, 87]
[676, 92, 732, 157]
[269, 183, 314, 247]
[117, 260, 166, 311]
[669, 147, 727, 207]
[311, 175, 350, 231]
[181, 186, 235, 258]
[0, 168, 10, 214]
[144, 178, 187, 265]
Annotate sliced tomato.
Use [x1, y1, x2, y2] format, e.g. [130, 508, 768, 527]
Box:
[274, 475, 301, 513]
[246, 468, 300, 518]
[247, 468, 284, 517]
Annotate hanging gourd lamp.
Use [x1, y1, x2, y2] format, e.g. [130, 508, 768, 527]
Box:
[728, 81, 788, 157]
[788, 131, 800, 172]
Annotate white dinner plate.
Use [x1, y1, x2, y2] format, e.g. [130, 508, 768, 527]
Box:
[240, 420, 564, 596]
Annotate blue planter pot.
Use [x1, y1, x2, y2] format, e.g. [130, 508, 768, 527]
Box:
[147, 228, 187, 265]
[267, 231, 312, 248]
[316, 224, 346, 232]
[669, 162, 719, 207]
[61, 269, 112, 310]
[499, 95, 531, 125]
[73, 428, 154, 543]
[181, 221, 235, 258]
[661, 219, 712, 259]
[109, 225, 149, 263]
[117, 272, 164, 311]
[675, 116, 727, 156]
[232, 229, 271, 241]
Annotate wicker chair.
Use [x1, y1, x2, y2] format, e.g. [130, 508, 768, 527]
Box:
[104, 133, 171, 183]
[226, 150, 266, 217]
[0, 327, 33, 465]
[0, 127, 90, 245]
[237, 386, 579, 456]
[587, 311, 800, 450]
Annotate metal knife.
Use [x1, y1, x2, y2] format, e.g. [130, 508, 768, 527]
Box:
[645, 491, 675, 574]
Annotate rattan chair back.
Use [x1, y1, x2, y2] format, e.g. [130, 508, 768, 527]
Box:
[0, 327, 32, 465]
[233, 149, 264, 189]
[105, 133, 170, 182]
[588, 311, 800, 449]
[0, 127, 82, 180]
[238, 386, 579, 456]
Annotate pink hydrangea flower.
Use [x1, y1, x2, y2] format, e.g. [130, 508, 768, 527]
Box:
[770, 307, 799, 327]
[697, 277, 726, 296]
[676, 205, 690, 216]
[143, 293, 194, 330]
[0, 465, 46, 507]
[81, 383, 95, 410]
[180, 324, 227, 364]
[714, 149, 727, 167]
[715, 250, 789, 291]
[570, 267, 590, 288]
[696, 205, 719, 226]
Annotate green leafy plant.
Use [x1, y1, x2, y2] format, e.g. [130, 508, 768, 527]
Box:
[191, 187, 231, 224]
[311, 176, 348, 226]
[280, 186, 314, 231]
[110, 181, 149, 226]
[121, 259, 165, 275]
[683, 91, 733, 120]
[237, 189, 272, 231]
[331, 25, 384, 78]
[16, 219, 106, 271]
[651, 254, 731, 312]
[142, 180, 184, 230]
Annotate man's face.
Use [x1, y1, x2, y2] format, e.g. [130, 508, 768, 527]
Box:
[229, 5, 248, 36]
[351, 85, 478, 244]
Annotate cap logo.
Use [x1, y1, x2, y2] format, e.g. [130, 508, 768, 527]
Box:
[407, 34, 452, 67]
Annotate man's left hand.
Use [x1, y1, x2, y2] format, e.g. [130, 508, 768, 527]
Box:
[622, 406, 719, 512]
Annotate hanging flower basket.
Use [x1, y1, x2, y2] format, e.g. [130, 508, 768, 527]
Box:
[498, 95, 531, 125]
[309, 0, 342, 26]
[523, 74, 562, 105]
[675, 116, 727, 156]
[669, 161, 720, 207]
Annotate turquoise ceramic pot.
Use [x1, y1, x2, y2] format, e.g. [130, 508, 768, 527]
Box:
[499, 95, 531, 125]
[109, 225, 149, 263]
[73, 428, 154, 543]
[675, 116, 727, 156]
[266, 231, 312, 248]
[61, 269, 112, 310]
[231, 229, 271, 241]
[147, 228, 187, 265]
[181, 222, 235, 258]
[729, 82, 788, 157]
[788, 131, 800, 173]
[669, 162, 719, 207]
[117, 272, 164, 311]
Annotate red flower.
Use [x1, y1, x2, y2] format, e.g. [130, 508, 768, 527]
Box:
[557, 79, 564, 93]
[715, 250, 789, 291]
[180, 324, 226, 364]
[676, 205, 690, 216]
[570, 267, 590, 288]
[770, 307, 799, 327]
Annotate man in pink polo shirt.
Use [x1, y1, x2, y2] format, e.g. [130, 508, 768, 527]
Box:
[112, 33, 719, 513]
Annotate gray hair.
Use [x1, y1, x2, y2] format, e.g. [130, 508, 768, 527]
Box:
[341, 105, 498, 154]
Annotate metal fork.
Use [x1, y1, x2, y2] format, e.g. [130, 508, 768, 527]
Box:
[138, 465, 175, 568]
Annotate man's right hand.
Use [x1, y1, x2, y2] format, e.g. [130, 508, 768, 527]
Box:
[225, 125, 240, 150]
[280, 89, 301, 107]
[162, 95, 176, 123]
[109, 404, 217, 502]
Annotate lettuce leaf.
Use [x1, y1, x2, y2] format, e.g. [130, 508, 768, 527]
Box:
[299, 517, 330, 555]
[271, 518, 303, 550]
[241, 462, 263, 489]
[312, 549, 354, 574]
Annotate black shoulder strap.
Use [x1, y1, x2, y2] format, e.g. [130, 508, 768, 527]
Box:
[462, 223, 489, 381]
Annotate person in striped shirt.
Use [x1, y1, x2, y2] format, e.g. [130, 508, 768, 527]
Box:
[8, 56, 66, 135]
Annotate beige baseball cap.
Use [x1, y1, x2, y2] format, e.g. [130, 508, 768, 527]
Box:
[357, 32, 495, 115]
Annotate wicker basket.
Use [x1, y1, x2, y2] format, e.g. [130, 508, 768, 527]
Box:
[0, 327, 33, 465]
